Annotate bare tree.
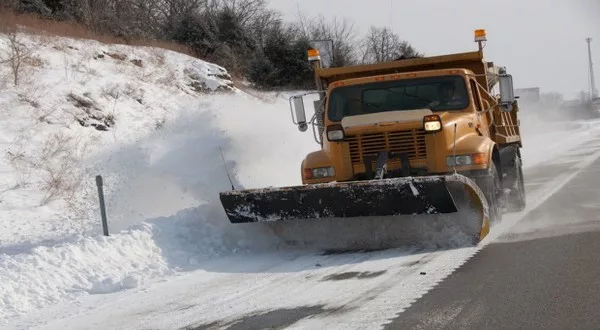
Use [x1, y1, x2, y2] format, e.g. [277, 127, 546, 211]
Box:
[361, 26, 422, 64]
[133, 0, 169, 36]
[0, 0, 18, 10]
[302, 15, 358, 67]
[16, 0, 51, 16]
[208, 0, 266, 26]
[3, 30, 33, 86]
[156, 0, 206, 33]
[248, 7, 281, 49]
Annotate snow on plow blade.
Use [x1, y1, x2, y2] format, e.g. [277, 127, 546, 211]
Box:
[220, 177, 456, 223]
[222, 176, 469, 223]
[219, 175, 490, 249]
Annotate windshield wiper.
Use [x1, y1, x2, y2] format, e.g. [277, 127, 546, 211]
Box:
[348, 98, 390, 112]
[399, 92, 433, 104]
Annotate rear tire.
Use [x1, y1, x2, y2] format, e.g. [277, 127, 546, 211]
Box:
[505, 154, 526, 212]
[489, 162, 503, 224]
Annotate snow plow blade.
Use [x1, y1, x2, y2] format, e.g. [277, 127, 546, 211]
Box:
[219, 174, 490, 250]
[220, 177, 457, 223]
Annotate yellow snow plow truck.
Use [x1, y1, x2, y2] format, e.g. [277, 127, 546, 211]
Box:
[220, 29, 525, 250]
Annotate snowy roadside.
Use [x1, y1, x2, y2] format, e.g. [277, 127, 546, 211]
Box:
[0, 31, 319, 322]
[0, 89, 319, 322]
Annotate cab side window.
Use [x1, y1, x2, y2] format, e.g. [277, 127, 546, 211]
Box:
[470, 79, 483, 111]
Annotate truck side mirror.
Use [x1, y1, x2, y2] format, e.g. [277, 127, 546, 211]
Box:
[498, 73, 515, 111]
[290, 95, 308, 132]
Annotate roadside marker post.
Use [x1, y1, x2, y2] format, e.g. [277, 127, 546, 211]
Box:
[95, 175, 109, 236]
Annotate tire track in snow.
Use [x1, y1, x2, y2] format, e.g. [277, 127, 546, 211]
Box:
[181, 251, 381, 315]
[174, 249, 441, 329]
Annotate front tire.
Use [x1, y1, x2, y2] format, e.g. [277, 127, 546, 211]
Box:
[472, 163, 503, 225]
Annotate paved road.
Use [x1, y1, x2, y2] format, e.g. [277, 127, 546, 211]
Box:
[386, 151, 600, 329]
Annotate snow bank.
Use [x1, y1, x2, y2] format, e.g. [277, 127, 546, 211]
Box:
[0, 32, 235, 248]
[0, 91, 322, 322]
[0, 203, 281, 321]
[0, 223, 164, 318]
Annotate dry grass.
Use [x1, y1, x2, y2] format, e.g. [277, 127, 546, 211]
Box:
[37, 132, 91, 205]
[6, 130, 90, 206]
[0, 9, 198, 60]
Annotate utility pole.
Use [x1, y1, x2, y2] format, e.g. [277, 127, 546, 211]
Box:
[390, 0, 393, 32]
[587, 38, 597, 99]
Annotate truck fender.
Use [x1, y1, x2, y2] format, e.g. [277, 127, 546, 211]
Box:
[452, 134, 499, 172]
[301, 150, 333, 184]
[478, 138, 501, 177]
[303, 150, 333, 169]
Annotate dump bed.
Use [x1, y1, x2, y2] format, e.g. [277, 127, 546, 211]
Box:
[316, 51, 499, 93]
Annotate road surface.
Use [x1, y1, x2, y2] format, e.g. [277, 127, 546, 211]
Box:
[386, 148, 600, 330]
[6, 137, 600, 330]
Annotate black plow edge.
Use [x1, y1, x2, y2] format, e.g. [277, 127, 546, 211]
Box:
[219, 177, 459, 223]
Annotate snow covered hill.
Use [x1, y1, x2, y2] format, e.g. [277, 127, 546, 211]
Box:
[0, 31, 231, 246]
[0, 31, 317, 321]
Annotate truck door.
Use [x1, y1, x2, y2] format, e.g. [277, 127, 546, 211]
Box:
[470, 79, 491, 137]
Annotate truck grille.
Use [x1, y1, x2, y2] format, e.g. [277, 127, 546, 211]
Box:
[346, 129, 427, 165]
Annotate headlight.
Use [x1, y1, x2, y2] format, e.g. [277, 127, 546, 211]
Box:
[423, 114, 442, 133]
[446, 153, 487, 167]
[447, 155, 473, 167]
[326, 124, 345, 141]
[313, 167, 335, 178]
[424, 121, 442, 132]
[304, 166, 335, 179]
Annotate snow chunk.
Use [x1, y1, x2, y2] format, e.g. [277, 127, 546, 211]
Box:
[409, 182, 419, 196]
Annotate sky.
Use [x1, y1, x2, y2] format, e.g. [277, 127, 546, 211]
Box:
[268, 0, 600, 100]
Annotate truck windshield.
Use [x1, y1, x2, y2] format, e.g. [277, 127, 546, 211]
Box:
[327, 75, 469, 122]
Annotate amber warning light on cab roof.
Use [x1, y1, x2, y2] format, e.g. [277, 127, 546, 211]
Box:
[307, 48, 321, 62]
[474, 29, 487, 42]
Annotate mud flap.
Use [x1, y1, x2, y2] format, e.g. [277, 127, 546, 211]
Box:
[219, 176, 458, 224]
